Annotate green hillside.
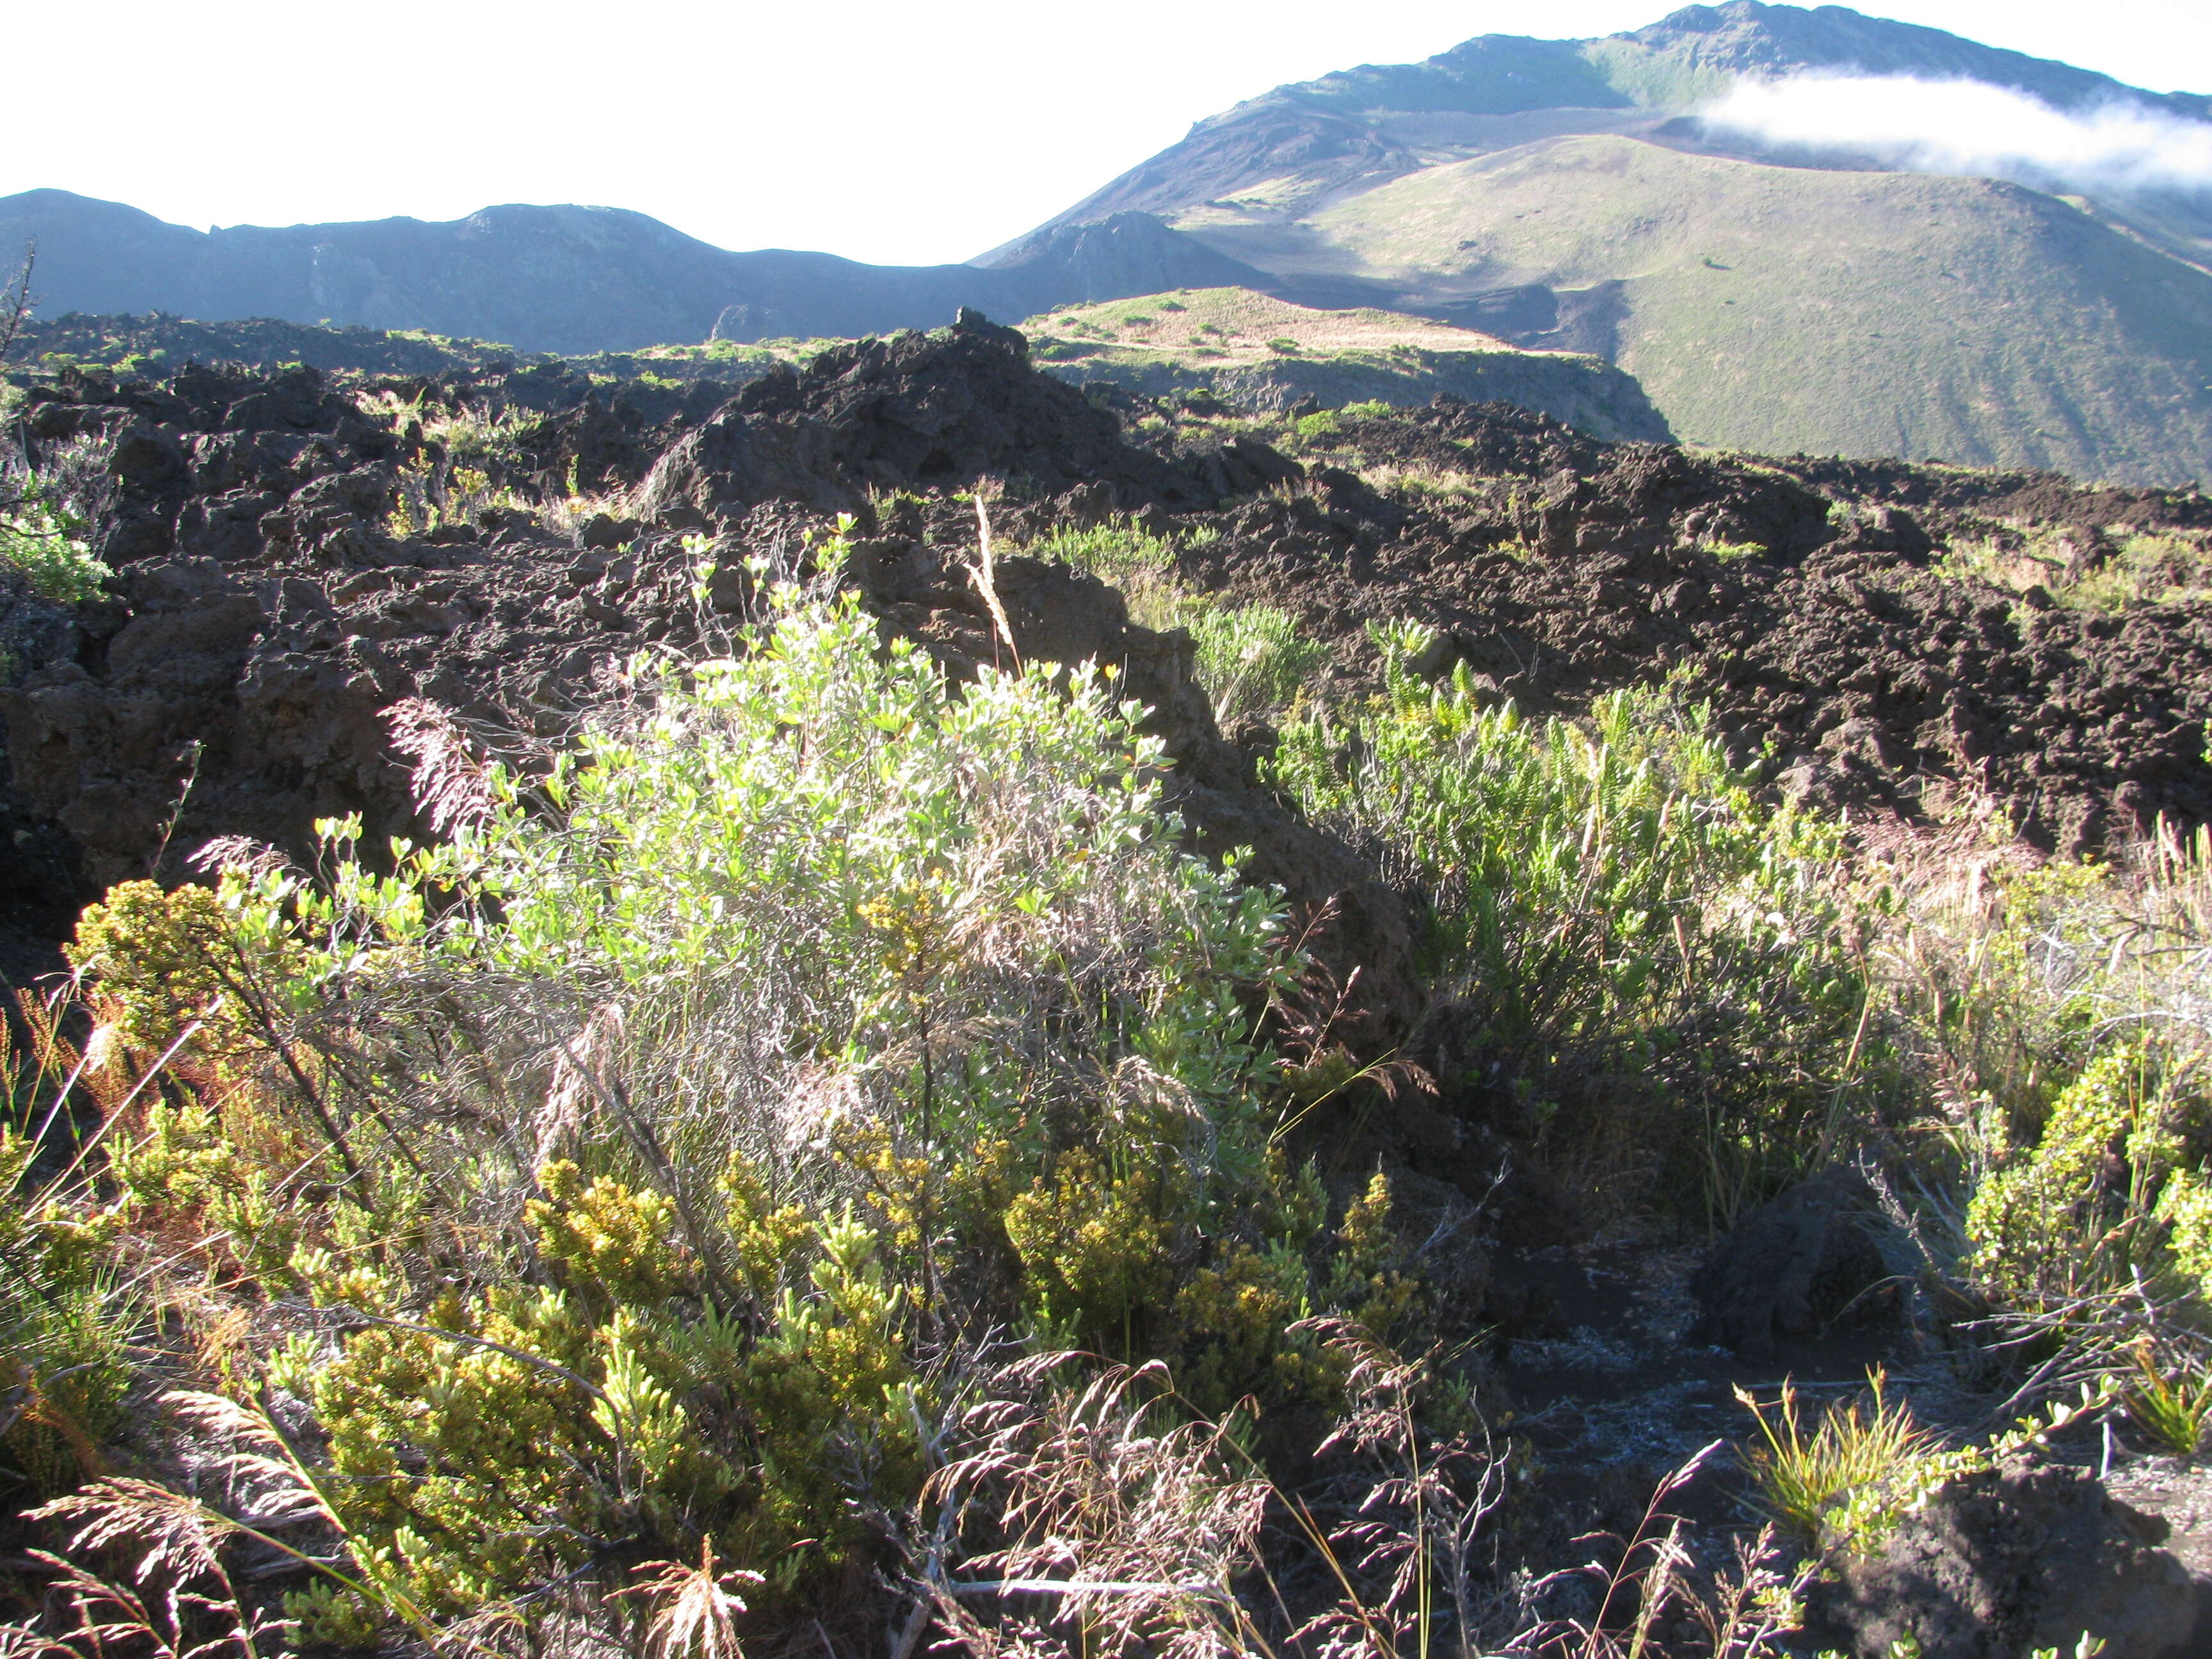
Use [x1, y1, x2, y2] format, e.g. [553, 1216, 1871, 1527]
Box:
[1172, 136, 2212, 483]
[1017, 1, 2212, 484]
[1018, 287, 1669, 438]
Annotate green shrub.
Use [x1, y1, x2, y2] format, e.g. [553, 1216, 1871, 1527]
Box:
[1735, 1369, 1936, 1547]
[62, 584, 1427, 1635]
[1737, 1370, 2108, 1557]
[1964, 1039, 2212, 1313]
[0, 1008, 139, 1501]
[1271, 628, 1868, 1216]
[1877, 826, 2212, 1364]
[0, 483, 111, 604]
[1025, 517, 1189, 630]
[1184, 603, 1328, 728]
[2122, 1340, 2212, 1455]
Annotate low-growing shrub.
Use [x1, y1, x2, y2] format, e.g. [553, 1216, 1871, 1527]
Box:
[0, 483, 111, 604]
[1735, 1370, 1936, 1547]
[1936, 525, 2212, 611]
[53, 581, 1425, 1639]
[2122, 1339, 2212, 1455]
[1184, 602, 1328, 729]
[1736, 1369, 2108, 1557]
[1871, 824, 2212, 1384]
[1271, 627, 1870, 1217]
[1963, 1039, 2212, 1310]
[1025, 516, 1190, 630]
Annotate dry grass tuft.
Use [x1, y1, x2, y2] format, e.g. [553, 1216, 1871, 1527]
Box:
[927, 1355, 1268, 1659]
[618, 1542, 764, 1659]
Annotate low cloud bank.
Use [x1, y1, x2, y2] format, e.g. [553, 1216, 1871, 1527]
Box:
[1699, 73, 2212, 197]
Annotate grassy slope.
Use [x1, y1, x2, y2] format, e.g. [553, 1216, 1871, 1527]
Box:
[1021, 287, 1519, 363]
[1036, 9, 2212, 482]
[1016, 287, 1669, 438]
[1295, 136, 2212, 483]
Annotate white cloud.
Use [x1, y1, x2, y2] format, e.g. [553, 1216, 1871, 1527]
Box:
[1699, 72, 2212, 197]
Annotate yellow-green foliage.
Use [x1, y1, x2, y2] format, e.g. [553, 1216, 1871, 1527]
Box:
[70, 587, 1428, 1636]
[1006, 1146, 1419, 1416]
[530, 1162, 693, 1304]
[1183, 604, 1329, 728]
[1022, 521, 1325, 724]
[275, 1153, 924, 1635]
[1005, 1147, 1180, 1347]
[1901, 858, 2122, 1131]
[1290, 401, 1392, 446]
[0, 484, 111, 605]
[2122, 1339, 2212, 1456]
[1937, 525, 2212, 612]
[1026, 516, 1191, 631]
[1966, 1041, 2212, 1310]
[1737, 1370, 2109, 1557]
[1735, 1370, 1937, 1550]
[1877, 824, 2212, 1368]
[0, 1131, 134, 1499]
[70, 881, 245, 1054]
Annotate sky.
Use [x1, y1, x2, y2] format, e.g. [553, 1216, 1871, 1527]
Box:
[3, 1, 2210, 266]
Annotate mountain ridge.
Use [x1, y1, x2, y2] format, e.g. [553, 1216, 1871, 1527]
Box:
[0, 190, 1269, 355]
[993, 1, 2212, 483]
[12, 3, 2212, 479]
[1012, 1, 2212, 241]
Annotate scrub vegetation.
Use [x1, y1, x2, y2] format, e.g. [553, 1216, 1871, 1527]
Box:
[3, 310, 2208, 1659]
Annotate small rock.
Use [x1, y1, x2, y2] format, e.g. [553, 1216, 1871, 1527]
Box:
[1691, 1168, 1895, 1361]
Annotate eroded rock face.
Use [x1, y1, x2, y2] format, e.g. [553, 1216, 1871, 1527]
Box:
[1813, 1452, 2202, 1659]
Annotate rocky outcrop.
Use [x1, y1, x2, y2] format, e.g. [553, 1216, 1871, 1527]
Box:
[1691, 1169, 1900, 1361]
[1813, 1452, 2202, 1658]
[634, 313, 1205, 522]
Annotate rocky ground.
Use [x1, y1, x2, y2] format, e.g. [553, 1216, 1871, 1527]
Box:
[1168, 398, 2212, 856]
[6, 314, 2212, 1655]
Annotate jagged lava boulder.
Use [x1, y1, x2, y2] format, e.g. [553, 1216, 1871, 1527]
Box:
[634, 310, 1203, 524]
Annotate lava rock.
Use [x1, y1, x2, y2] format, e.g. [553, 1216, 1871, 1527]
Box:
[1690, 1168, 1896, 1361]
[1811, 1451, 2201, 1658]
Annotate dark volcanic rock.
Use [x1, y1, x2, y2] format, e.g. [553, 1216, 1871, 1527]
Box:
[11, 324, 2212, 1068]
[635, 314, 1205, 522]
[0, 325, 1429, 1055]
[1690, 1169, 1897, 1361]
[1812, 1452, 2201, 1658]
[1183, 398, 2212, 853]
